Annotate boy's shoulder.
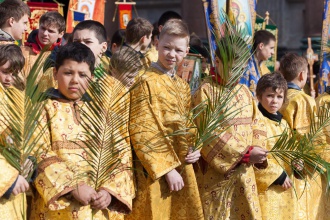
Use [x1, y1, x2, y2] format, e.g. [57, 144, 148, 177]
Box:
[286, 88, 315, 105]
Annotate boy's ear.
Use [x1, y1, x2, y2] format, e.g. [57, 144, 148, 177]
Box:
[58, 31, 65, 40]
[298, 71, 304, 81]
[101, 42, 108, 54]
[258, 42, 264, 50]
[8, 17, 15, 27]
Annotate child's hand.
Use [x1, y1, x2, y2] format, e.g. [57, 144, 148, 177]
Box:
[165, 169, 184, 192]
[71, 183, 98, 206]
[249, 146, 268, 164]
[292, 159, 304, 171]
[282, 176, 292, 190]
[21, 158, 34, 179]
[185, 147, 201, 164]
[12, 175, 29, 195]
[91, 190, 112, 210]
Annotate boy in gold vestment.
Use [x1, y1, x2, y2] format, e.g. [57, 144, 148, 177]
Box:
[127, 19, 204, 220]
[30, 43, 133, 220]
[255, 72, 297, 220]
[279, 53, 325, 220]
[192, 38, 268, 219]
[0, 44, 30, 220]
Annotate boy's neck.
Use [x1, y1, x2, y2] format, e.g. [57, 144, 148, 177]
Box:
[288, 79, 304, 89]
[126, 42, 142, 52]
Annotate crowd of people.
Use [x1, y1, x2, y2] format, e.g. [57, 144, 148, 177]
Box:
[0, 0, 330, 220]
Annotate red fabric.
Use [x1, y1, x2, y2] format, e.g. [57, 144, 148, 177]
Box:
[25, 34, 62, 55]
[241, 146, 254, 163]
[210, 67, 223, 85]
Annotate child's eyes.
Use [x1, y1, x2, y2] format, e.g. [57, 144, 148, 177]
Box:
[64, 72, 72, 75]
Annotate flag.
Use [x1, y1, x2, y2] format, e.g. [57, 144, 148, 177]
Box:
[118, 4, 132, 29]
[72, 10, 86, 28]
[66, 0, 105, 33]
[319, 0, 330, 94]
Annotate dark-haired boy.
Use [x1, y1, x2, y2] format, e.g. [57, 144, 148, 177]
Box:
[253, 30, 276, 76]
[255, 72, 297, 220]
[30, 42, 133, 219]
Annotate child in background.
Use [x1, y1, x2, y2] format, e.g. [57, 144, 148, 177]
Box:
[255, 72, 297, 220]
[253, 30, 276, 76]
[110, 29, 126, 55]
[110, 18, 153, 86]
[279, 53, 325, 220]
[30, 43, 133, 220]
[72, 20, 109, 78]
[127, 19, 203, 220]
[0, 0, 30, 44]
[0, 44, 29, 220]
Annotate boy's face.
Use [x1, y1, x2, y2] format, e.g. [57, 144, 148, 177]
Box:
[258, 87, 284, 114]
[258, 39, 275, 61]
[53, 59, 92, 101]
[38, 24, 64, 46]
[156, 34, 189, 71]
[0, 61, 14, 88]
[11, 14, 29, 41]
[73, 30, 107, 65]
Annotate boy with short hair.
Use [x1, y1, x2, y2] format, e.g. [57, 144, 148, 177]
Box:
[127, 19, 204, 220]
[192, 36, 267, 220]
[24, 11, 65, 55]
[0, 44, 30, 220]
[0, 0, 30, 43]
[255, 72, 297, 220]
[279, 52, 324, 220]
[110, 29, 126, 55]
[110, 18, 153, 86]
[253, 30, 276, 76]
[30, 42, 133, 219]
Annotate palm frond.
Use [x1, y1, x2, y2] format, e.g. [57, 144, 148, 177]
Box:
[0, 49, 50, 180]
[269, 104, 330, 189]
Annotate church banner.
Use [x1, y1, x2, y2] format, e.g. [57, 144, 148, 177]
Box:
[203, 0, 259, 95]
[66, 0, 105, 33]
[118, 4, 132, 29]
[319, 0, 330, 94]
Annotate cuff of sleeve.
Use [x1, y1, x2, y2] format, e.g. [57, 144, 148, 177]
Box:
[3, 176, 18, 199]
[241, 146, 254, 163]
[273, 171, 287, 185]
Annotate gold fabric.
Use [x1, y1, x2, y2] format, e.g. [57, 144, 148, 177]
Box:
[253, 116, 297, 220]
[192, 82, 262, 220]
[279, 88, 325, 220]
[126, 68, 203, 220]
[30, 82, 133, 219]
[259, 61, 271, 77]
[145, 46, 158, 64]
[0, 85, 26, 220]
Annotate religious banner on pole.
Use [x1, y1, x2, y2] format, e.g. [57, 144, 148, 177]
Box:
[118, 4, 132, 29]
[203, 1, 259, 95]
[318, 0, 330, 94]
[66, 0, 105, 33]
[264, 24, 278, 72]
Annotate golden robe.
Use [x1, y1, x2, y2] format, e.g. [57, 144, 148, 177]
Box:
[192, 82, 262, 220]
[127, 67, 204, 220]
[253, 114, 297, 220]
[30, 86, 134, 219]
[0, 85, 26, 220]
[279, 88, 325, 220]
[259, 61, 270, 77]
